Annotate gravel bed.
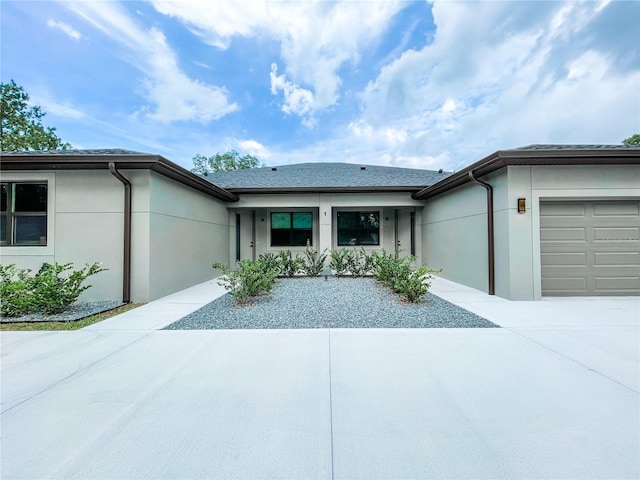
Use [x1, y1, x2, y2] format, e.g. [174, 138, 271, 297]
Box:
[0, 301, 124, 323]
[165, 277, 497, 330]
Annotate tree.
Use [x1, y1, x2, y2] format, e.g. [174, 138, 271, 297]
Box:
[622, 134, 640, 146]
[1, 80, 71, 151]
[191, 150, 261, 175]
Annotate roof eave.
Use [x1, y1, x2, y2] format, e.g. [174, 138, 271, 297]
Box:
[412, 149, 640, 200]
[225, 186, 425, 194]
[0, 153, 238, 202]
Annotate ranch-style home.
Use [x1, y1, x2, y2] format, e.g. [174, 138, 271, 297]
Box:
[1, 145, 638, 303]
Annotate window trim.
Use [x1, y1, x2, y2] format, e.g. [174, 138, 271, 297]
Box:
[0, 173, 54, 255]
[270, 211, 314, 247]
[336, 210, 381, 246]
[1, 181, 48, 247]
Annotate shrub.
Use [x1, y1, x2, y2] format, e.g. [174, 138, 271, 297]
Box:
[301, 241, 328, 277]
[30, 263, 108, 315]
[370, 250, 440, 303]
[278, 250, 304, 277]
[329, 247, 372, 276]
[213, 259, 279, 305]
[257, 252, 283, 276]
[0, 262, 107, 316]
[0, 265, 33, 317]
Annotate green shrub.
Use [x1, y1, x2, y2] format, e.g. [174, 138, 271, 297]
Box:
[370, 250, 440, 303]
[258, 252, 283, 276]
[30, 263, 108, 315]
[0, 265, 34, 317]
[301, 241, 328, 277]
[278, 250, 304, 277]
[213, 259, 279, 305]
[329, 247, 372, 276]
[0, 262, 107, 316]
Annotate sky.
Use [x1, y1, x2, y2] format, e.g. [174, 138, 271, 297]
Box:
[1, 1, 639, 172]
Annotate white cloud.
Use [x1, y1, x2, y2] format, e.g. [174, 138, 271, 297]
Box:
[236, 139, 272, 159]
[46, 19, 83, 41]
[150, 0, 408, 122]
[65, 1, 237, 123]
[353, 0, 640, 170]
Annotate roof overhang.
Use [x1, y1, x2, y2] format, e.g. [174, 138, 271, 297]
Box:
[0, 152, 238, 202]
[226, 185, 426, 194]
[412, 148, 640, 200]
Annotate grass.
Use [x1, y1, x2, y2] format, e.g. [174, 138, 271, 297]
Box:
[0, 303, 144, 331]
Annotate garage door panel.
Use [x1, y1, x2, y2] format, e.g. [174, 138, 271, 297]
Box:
[593, 203, 639, 216]
[540, 203, 586, 217]
[594, 252, 640, 266]
[594, 276, 640, 292]
[593, 227, 639, 242]
[540, 227, 586, 242]
[541, 200, 640, 296]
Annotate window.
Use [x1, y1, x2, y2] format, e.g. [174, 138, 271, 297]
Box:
[271, 212, 312, 247]
[1, 182, 48, 246]
[337, 211, 380, 246]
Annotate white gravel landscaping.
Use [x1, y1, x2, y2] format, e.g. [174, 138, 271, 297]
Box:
[165, 277, 498, 330]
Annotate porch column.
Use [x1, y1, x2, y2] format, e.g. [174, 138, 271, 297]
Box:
[318, 197, 332, 262]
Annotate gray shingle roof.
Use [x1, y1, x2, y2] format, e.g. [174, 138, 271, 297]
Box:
[1, 148, 150, 156]
[513, 144, 639, 151]
[203, 162, 451, 191]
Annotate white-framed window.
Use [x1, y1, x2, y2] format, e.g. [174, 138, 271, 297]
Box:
[1, 182, 48, 246]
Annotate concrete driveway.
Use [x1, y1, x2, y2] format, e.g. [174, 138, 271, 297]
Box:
[1, 278, 638, 479]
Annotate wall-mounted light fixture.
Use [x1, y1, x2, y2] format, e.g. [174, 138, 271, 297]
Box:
[517, 198, 526, 214]
[261, 217, 265, 222]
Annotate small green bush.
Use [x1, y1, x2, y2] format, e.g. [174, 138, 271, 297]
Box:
[329, 247, 371, 276]
[0, 262, 107, 316]
[213, 259, 280, 305]
[0, 265, 33, 317]
[257, 252, 283, 276]
[329, 248, 350, 276]
[301, 241, 328, 277]
[278, 250, 304, 277]
[370, 250, 440, 303]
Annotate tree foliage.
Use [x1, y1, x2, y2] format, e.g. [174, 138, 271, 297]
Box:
[191, 150, 261, 174]
[622, 134, 640, 146]
[0, 80, 71, 151]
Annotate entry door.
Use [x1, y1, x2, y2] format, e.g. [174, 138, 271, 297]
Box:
[395, 209, 415, 258]
[237, 211, 255, 261]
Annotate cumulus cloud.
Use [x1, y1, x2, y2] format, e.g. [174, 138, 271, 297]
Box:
[46, 19, 83, 41]
[150, 0, 407, 122]
[65, 2, 237, 123]
[354, 0, 640, 169]
[236, 139, 272, 159]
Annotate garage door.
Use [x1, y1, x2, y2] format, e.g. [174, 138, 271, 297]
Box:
[540, 200, 640, 296]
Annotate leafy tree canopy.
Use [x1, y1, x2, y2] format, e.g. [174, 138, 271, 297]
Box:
[191, 150, 262, 174]
[1, 80, 71, 151]
[622, 134, 640, 146]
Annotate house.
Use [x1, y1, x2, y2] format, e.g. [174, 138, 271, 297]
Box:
[1, 145, 638, 303]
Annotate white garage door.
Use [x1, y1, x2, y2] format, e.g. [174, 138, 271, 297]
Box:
[540, 200, 640, 296]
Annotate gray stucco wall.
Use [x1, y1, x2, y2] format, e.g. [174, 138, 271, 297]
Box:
[1, 169, 230, 303]
[147, 172, 229, 300]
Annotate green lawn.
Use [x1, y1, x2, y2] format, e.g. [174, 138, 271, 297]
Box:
[0, 303, 144, 331]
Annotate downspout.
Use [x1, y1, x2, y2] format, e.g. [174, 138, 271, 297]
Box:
[468, 171, 495, 295]
[108, 163, 131, 303]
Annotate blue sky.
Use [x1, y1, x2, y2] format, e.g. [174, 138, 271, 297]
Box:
[2, 1, 638, 172]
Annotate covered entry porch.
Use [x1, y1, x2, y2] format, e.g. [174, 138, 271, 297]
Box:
[228, 193, 423, 264]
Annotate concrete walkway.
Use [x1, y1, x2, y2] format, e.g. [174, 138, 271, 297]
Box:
[1, 277, 638, 479]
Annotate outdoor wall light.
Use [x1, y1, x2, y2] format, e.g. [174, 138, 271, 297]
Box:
[517, 198, 526, 213]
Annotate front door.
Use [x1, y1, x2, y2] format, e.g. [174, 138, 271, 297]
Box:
[237, 211, 255, 261]
[395, 209, 415, 259]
